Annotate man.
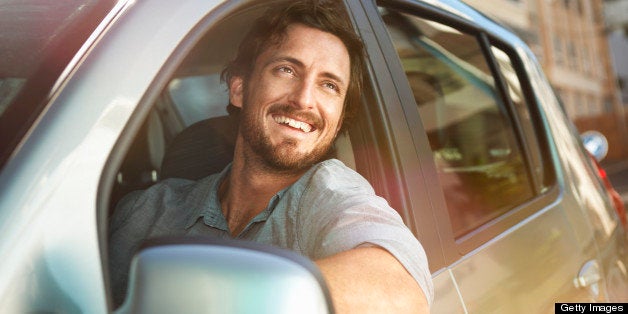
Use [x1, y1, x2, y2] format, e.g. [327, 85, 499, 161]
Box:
[109, 1, 433, 312]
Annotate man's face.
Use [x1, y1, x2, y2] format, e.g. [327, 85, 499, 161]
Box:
[230, 23, 351, 171]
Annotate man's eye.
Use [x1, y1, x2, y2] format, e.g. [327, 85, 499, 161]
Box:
[277, 66, 294, 74]
[323, 82, 339, 92]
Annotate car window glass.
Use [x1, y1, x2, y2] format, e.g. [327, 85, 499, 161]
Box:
[168, 74, 230, 126]
[0, 0, 117, 168]
[0, 78, 24, 117]
[379, 8, 535, 238]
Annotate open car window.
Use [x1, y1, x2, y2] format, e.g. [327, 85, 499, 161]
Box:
[106, 1, 365, 307]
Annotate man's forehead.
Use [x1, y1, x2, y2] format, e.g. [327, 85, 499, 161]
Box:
[260, 24, 351, 78]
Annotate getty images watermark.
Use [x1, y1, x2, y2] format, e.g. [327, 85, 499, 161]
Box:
[555, 303, 626, 313]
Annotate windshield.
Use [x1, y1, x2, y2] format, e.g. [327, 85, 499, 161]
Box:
[0, 0, 118, 168]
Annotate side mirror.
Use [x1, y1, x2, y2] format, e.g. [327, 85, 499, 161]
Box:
[581, 130, 609, 162]
[115, 237, 334, 314]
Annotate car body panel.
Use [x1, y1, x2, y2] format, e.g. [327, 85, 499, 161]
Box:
[431, 269, 466, 313]
[0, 0, 226, 312]
[443, 3, 626, 307]
[0, 0, 625, 312]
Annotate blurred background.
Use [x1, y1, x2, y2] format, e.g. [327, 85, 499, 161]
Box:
[463, 0, 628, 204]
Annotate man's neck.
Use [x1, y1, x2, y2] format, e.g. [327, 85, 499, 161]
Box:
[219, 147, 307, 237]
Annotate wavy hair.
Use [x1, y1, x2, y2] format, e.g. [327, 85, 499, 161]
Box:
[221, 0, 366, 133]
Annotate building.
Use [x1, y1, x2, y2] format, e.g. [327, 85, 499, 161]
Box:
[463, 0, 628, 161]
[605, 0, 628, 109]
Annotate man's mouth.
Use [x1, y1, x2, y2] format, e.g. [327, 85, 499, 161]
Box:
[273, 115, 315, 133]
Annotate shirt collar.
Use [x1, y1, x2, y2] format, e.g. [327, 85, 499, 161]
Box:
[182, 159, 329, 231]
[184, 164, 232, 229]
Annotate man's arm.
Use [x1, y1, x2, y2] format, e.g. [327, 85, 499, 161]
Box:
[316, 246, 430, 314]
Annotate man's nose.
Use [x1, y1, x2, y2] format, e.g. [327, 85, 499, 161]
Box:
[288, 78, 315, 109]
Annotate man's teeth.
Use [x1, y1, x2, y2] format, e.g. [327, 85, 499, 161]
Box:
[274, 116, 313, 133]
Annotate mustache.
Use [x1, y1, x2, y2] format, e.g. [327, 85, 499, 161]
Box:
[268, 104, 323, 130]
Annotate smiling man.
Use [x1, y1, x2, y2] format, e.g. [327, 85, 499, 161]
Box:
[223, 22, 349, 235]
[109, 1, 433, 312]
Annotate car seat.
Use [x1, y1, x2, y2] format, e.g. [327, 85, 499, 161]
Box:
[160, 115, 238, 180]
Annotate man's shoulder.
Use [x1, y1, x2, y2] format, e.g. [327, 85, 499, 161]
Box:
[141, 175, 215, 201]
[302, 158, 374, 195]
[113, 174, 219, 217]
[110, 173, 222, 234]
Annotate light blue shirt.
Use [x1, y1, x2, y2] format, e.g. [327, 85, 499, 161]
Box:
[109, 159, 433, 306]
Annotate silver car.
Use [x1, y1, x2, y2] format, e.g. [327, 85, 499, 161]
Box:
[0, 0, 626, 313]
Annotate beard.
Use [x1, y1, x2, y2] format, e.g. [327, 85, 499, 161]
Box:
[239, 101, 336, 173]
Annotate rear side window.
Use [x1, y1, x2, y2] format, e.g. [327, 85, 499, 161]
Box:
[168, 74, 229, 126]
[379, 9, 536, 238]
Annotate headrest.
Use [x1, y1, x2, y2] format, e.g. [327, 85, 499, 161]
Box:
[160, 115, 237, 180]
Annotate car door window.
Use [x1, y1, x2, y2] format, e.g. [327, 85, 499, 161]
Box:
[0, 0, 117, 169]
[378, 8, 536, 238]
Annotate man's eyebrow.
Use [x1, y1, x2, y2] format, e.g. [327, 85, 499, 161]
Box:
[267, 56, 347, 87]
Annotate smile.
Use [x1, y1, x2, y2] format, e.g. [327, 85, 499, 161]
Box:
[273, 115, 315, 133]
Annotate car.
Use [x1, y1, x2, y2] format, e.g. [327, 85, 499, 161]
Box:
[1, 0, 626, 313]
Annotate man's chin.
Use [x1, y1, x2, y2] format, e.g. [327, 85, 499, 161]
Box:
[263, 145, 330, 172]
[263, 151, 318, 172]
[242, 129, 333, 172]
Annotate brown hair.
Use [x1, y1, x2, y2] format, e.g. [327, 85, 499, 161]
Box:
[222, 0, 366, 133]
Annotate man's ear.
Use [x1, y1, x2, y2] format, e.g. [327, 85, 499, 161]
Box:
[229, 76, 244, 108]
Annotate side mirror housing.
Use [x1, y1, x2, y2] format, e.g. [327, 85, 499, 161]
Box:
[115, 237, 334, 314]
[581, 130, 609, 162]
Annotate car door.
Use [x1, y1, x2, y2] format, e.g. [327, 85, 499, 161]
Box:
[349, 0, 612, 312]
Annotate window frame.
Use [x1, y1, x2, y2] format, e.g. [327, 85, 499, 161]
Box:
[364, 0, 559, 258]
[341, 0, 449, 271]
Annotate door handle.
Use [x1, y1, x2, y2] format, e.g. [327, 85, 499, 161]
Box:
[574, 260, 602, 298]
[575, 260, 601, 288]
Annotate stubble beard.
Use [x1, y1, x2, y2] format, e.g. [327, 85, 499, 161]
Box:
[239, 100, 335, 173]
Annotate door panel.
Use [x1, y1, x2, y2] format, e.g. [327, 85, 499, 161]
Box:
[451, 204, 598, 313]
[431, 270, 466, 314]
